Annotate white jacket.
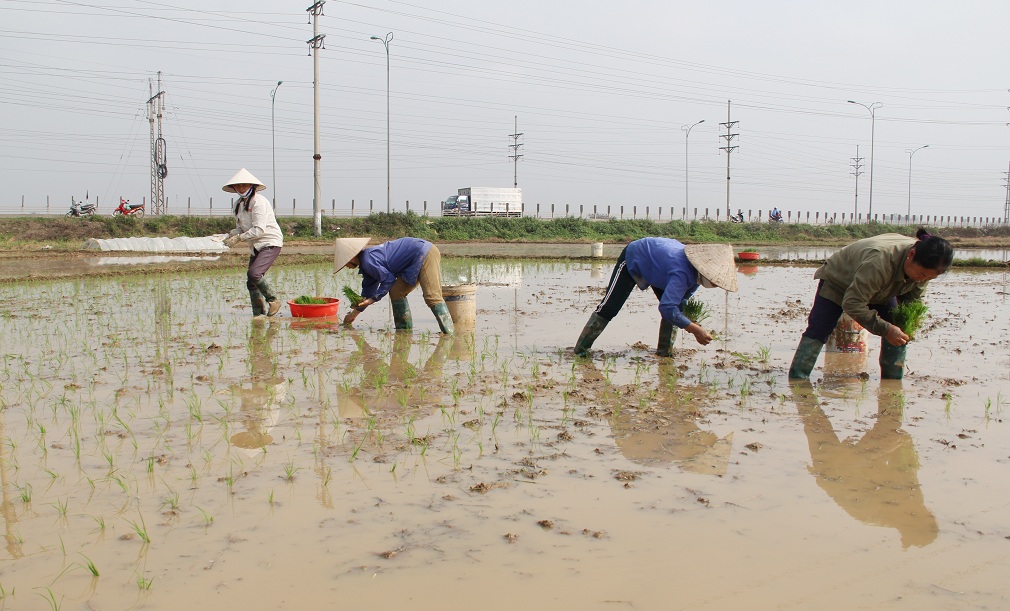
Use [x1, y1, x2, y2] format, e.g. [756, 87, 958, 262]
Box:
[229, 193, 284, 251]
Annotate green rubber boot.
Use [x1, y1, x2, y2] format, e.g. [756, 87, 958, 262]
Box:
[256, 278, 281, 316]
[657, 320, 677, 357]
[430, 302, 455, 335]
[788, 336, 824, 380]
[879, 341, 907, 380]
[391, 298, 413, 330]
[249, 288, 266, 317]
[574, 313, 609, 357]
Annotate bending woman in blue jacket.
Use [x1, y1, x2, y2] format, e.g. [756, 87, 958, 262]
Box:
[335, 237, 454, 334]
[575, 238, 738, 357]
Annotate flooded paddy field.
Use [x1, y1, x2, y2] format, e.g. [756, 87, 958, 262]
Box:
[0, 258, 1008, 609]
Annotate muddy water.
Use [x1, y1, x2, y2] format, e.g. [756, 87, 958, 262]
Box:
[0, 261, 1007, 609]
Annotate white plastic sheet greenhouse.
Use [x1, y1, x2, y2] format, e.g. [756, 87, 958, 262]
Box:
[83, 236, 229, 253]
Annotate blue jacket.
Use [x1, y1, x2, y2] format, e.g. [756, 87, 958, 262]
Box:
[625, 238, 699, 328]
[358, 238, 433, 302]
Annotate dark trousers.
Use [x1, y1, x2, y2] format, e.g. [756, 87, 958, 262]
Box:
[247, 246, 281, 290]
[801, 281, 896, 343]
[593, 247, 662, 321]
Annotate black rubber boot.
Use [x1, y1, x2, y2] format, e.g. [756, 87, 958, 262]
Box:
[657, 320, 677, 357]
[879, 341, 907, 380]
[788, 336, 824, 380]
[574, 313, 609, 357]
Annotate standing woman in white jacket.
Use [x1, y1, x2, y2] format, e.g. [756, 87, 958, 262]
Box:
[223, 168, 284, 317]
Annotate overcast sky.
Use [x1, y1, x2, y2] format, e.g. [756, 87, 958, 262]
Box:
[2, 0, 1009, 220]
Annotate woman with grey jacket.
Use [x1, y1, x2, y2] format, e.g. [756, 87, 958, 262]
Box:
[222, 168, 284, 317]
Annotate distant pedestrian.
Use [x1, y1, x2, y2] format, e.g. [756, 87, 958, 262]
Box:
[222, 168, 284, 318]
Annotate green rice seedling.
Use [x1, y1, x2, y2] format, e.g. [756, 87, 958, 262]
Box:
[17, 483, 31, 504]
[294, 295, 330, 305]
[51, 498, 69, 519]
[283, 461, 299, 481]
[90, 515, 106, 532]
[137, 575, 154, 591]
[196, 506, 214, 526]
[682, 297, 711, 324]
[341, 286, 364, 307]
[268, 490, 275, 506]
[79, 554, 99, 577]
[757, 345, 772, 366]
[37, 587, 62, 611]
[889, 301, 929, 339]
[0, 581, 12, 605]
[128, 515, 150, 544]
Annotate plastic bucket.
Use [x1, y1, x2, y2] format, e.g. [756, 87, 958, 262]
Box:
[287, 297, 340, 318]
[825, 313, 867, 353]
[591, 242, 604, 258]
[442, 284, 476, 329]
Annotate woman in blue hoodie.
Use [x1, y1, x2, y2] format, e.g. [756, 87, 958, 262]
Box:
[335, 237, 454, 334]
[575, 239, 738, 357]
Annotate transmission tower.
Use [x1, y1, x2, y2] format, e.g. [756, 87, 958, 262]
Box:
[719, 100, 739, 218]
[851, 145, 864, 219]
[508, 116, 523, 187]
[147, 72, 166, 215]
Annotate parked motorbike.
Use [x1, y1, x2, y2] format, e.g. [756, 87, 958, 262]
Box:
[730, 211, 745, 223]
[66, 199, 97, 218]
[112, 198, 145, 218]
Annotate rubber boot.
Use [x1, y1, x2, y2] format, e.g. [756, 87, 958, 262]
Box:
[256, 278, 281, 316]
[574, 313, 609, 357]
[657, 320, 677, 357]
[391, 298, 413, 330]
[879, 341, 907, 380]
[249, 288, 266, 317]
[788, 336, 824, 380]
[430, 302, 455, 335]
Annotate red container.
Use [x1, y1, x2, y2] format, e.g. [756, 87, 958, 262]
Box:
[288, 297, 340, 318]
[737, 251, 760, 261]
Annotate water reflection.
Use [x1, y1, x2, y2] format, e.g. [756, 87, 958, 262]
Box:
[0, 408, 23, 559]
[337, 331, 453, 418]
[229, 321, 286, 453]
[792, 381, 938, 548]
[582, 360, 732, 476]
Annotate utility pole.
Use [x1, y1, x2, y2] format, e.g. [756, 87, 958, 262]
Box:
[1003, 161, 1010, 223]
[850, 145, 864, 220]
[508, 116, 523, 187]
[147, 72, 166, 216]
[307, 1, 325, 236]
[718, 100, 738, 219]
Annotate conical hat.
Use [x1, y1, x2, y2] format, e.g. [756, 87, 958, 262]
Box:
[334, 237, 372, 272]
[222, 168, 266, 193]
[684, 243, 739, 292]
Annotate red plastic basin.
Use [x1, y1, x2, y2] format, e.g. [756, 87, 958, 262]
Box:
[287, 297, 340, 318]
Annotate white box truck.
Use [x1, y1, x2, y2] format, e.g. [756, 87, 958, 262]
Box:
[442, 187, 523, 217]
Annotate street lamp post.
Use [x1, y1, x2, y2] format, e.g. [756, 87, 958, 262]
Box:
[906, 144, 929, 219]
[847, 100, 882, 221]
[371, 32, 393, 214]
[680, 119, 704, 213]
[270, 80, 283, 209]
